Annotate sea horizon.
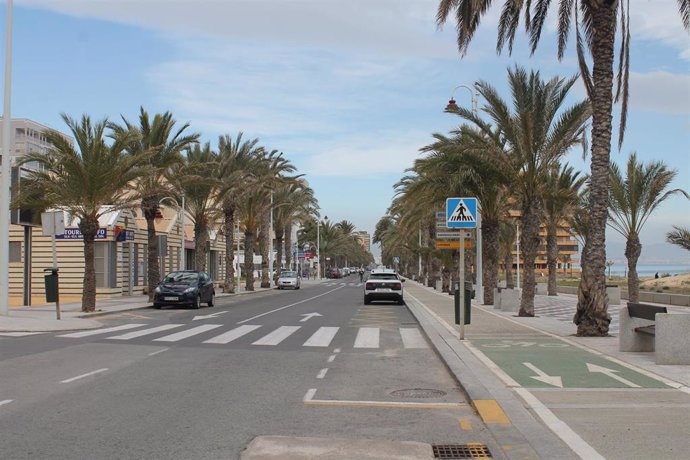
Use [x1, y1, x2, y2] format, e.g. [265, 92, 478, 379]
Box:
[575, 263, 690, 277]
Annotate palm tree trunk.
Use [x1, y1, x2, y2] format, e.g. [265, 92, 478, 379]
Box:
[546, 222, 558, 296]
[519, 202, 540, 316]
[79, 216, 99, 312]
[625, 233, 642, 303]
[143, 197, 159, 301]
[194, 220, 209, 271]
[259, 210, 270, 288]
[483, 217, 500, 305]
[276, 233, 284, 279]
[244, 230, 256, 291]
[575, 3, 617, 336]
[284, 223, 292, 271]
[223, 206, 235, 293]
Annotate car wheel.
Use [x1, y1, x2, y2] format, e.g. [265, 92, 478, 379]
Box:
[153, 303, 162, 309]
[208, 292, 215, 307]
[397, 298, 405, 305]
[364, 296, 370, 305]
[192, 295, 201, 309]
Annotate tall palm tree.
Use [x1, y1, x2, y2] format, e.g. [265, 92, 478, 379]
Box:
[273, 180, 317, 277]
[110, 108, 199, 300]
[174, 143, 220, 272]
[498, 219, 517, 287]
[436, 0, 689, 335]
[17, 114, 150, 311]
[542, 165, 585, 296]
[216, 133, 263, 293]
[666, 226, 690, 252]
[447, 67, 590, 316]
[608, 153, 689, 302]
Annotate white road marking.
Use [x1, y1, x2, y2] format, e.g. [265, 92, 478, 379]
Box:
[60, 368, 109, 384]
[252, 326, 301, 346]
[148, 348, 169, 356]
[317, 368, 329, 379]
[586, 363, 641, 388]
[0, 399, 13, 407]
[333, 348, 341, 353]
[327, 354, 336, 363]
[107, 324, 183, 340]
[203, 325, 261, 344]
[399, 328, 428, 349]
[304, 388, 317, 401]
[354, 327, 379, 348]
[303, 327, 339, 347]
[238, 287, 343, 324]
[515, 388, 605, 460]
[153, 324, 222, 342]
[58, 324, 147, 338]
[524, 362, 564, 388]
[0, 332, 43, 337]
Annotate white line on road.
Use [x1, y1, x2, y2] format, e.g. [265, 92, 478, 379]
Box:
[327, 354, 336, 363]
[60, 368, 109, 384]
[153, 324, 222, 342]
[0, 400, 13, 407]
[237, 286, 344, 324]
[203, 325, 262, 344]
[303, 327, 339, 347]
[354, 327, 379, 348]
[107, 324, 183, 340]
[333, 348, 341, 353]
[252, 326, 301, 346]
[399, 328, 429, 349]
[148, 348, 169, 356]
[304, 388, 317, 401]
[57, 324, 147, 338]
[317, 368, 329, 379]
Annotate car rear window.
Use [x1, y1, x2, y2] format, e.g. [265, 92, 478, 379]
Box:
[368, 274, 398, 280]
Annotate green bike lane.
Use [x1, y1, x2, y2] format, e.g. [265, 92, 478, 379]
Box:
[470, 337, 670, 389]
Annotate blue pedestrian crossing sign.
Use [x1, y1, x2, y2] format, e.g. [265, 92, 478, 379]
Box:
[446, 197, 478, 228]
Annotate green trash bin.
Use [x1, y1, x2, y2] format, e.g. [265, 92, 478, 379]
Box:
[464, 281, 472, 325]
[454, 282, 472, 325]
[44, 268, 59, 303]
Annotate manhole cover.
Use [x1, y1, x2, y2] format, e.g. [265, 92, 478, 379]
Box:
[389, 388, 447, 398]
[432, 444, 492, 459]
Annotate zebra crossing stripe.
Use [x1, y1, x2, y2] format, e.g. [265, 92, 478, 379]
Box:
[303, 327, 340, 347]
[154, 324, 223, 342]
[354, 327, 379, 348]
[400, 328, 428, 349]
[57, 324, 147, 338]
[252, 326, 301, 346]
[108, 324, 183, 340]
[203, 325, 262, 344]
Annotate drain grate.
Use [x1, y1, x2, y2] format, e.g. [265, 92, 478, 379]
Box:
[389, 388, 447, 398]
[432, 444, 492, 459]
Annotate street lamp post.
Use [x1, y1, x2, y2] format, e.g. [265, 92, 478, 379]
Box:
[0, 0, 13, 316]
[316, 219, 320, 280]
[160, 195, 185, 272]
[446, 83, 483, 304]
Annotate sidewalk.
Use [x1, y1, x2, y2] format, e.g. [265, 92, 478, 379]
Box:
[0, 280, 310, 333]
[403, 280, 690, 460]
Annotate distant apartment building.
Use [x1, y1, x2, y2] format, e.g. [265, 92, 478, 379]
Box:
[354, 230, 371, 252]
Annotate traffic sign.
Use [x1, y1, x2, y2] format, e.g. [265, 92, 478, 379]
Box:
[435, 240, 473, 250]
[446, 197, 477, 228]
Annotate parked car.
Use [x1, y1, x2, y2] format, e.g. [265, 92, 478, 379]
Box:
[278, 271, 301, 290]
[153, 270, 215, 309]
[363, 269, 405, 305]
[326, 268, 342, 279]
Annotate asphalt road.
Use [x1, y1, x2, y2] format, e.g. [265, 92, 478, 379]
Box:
[0, 277, 502, 459]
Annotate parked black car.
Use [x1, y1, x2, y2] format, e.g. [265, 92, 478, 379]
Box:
[153, 271, 215, 309]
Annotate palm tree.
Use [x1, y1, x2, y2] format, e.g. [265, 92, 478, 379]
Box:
[216, 133, 263, 293]
[542, 165, 585, 296]
[110, 108, 199, 300]
[436, 0, 689, 335]
[666, 226, 690, 252]
[174, 143, 220, 272]
[608, 153, 689, 303]
[16, 114, 150, 312]
[499, 219, 516, 287]
[273, 180, 317, 277]
[446, 67, 590, 316]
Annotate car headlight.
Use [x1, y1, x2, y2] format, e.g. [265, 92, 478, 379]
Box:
[183, 287, 196, 294]
[154, 287, 161, 294]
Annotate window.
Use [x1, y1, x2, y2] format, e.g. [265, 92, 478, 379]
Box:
[95, 242, 118, 288]
[9, 241, 21, 263]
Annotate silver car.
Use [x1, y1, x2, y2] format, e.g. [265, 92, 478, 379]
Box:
[278, 271, 301, 290]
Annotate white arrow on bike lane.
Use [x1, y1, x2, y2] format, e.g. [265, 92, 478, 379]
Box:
[523, 362, 563, 388]
[586, 363, 641, 388]
[300, 312, 323, 322]
[192, 311, 228, 321]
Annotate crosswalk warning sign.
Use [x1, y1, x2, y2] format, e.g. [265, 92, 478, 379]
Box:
[446, 197, 478, 228]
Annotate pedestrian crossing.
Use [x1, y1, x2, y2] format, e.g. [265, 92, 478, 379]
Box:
[324, 282, 363, 287]
[56, 323, 430, 350]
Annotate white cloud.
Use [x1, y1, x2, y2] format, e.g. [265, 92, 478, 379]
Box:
[629, 71, 690, 114]
[630, 0, 690, 60]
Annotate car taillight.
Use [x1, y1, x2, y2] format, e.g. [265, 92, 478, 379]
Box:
[391, 283, 401, 290]
[365, 283, 375, 290]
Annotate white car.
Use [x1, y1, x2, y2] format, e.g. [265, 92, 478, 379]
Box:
[363, 269, 405, 305]
[277, 271, 301, 290]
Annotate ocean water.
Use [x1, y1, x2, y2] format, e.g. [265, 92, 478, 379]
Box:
[601, 264, 690, 277]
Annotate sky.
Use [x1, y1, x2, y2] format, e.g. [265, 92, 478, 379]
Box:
[2, 0, 689, 264]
